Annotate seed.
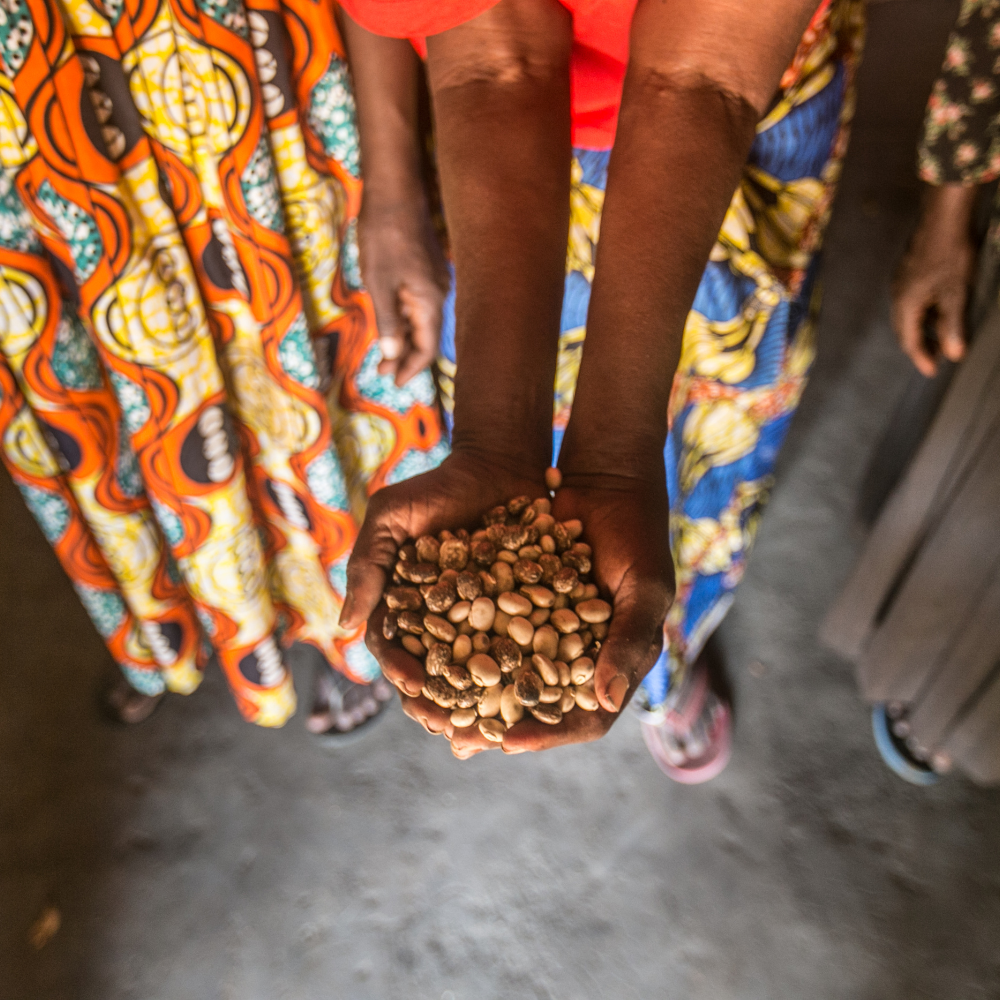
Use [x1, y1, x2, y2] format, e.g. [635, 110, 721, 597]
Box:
[439, 538, 469, 571]
[540, 534, 556, 554]
[552, 523, 572, 552]
[530, 703, 562, 725]
[556, 660, 571, 686]
[500, 684, 524, 724]
[398, 611, 424, 634]
[383, 612, 398, 640]
[424, 614, 457, 642]
[467, 653, 501, 687]
[507, 616, 534, 647]
[578, 628, 593, 648]
[560, 687, 577, 713]
[450, 707, 478, 728]
[532, 653, 560, 686]
[472, 631, 492, 653]
[478, 683, 502, 718]
[558, 633, 584, 662]
[444, 664, 473, 690]
[402, 635, 425, 657]
[468, 597, 496, 632]
[448, 600, 471, 623]
[575, 684, 599, 711]
[520, 505, 537, 525]
[478, 570, 498, 597]
[483, 505, 507, 526]
[457, 620, 475, 636]
[426, 643, 452, 676]
[496, 551, 517, 565]
[424, 677, 458, 708]
[479, 717, 506, 742]
[500, 525, 529, 551]
[533, 497, 552, 515]
[561, 550, 591, 575]
[497, 592, 532, 617]
[539, 686, 562, 704]
[492, 637, 522, 672]
[491, 562, 515, 593]
[517, 545, 542, 561]
[521, 585, 555, 608]
[591, 621, 608, 641]
[580, 583, 599, 601]
[513, 559, 543, 585]
[514, 670, 543, 706]
[570, 656, 595, 685]
[455, 572, 482, 601]
[425, 582, 457, 613]
[415, 535, 440, 563]
[455, 686, 483, 709]
[576, 599, 612, 624]
[421, 631, 435, 649]
[553, 593, 569, 610]
[493, 609, 511, 637]
[386, 587, 423, 611]
[551, 567, 579, 594]
[532, 624, 559, 660]
[528, 608, 550, 627]
[507, 495, 531, 517]
[398, 561, 439, 583]
[486, 523, 505, 545]
[550, 608, 581, 634]
[471, 539, 497, 566]
[399, 543, 418, 562]
[534, 513, 555, 534]
[452, 634, 472, 663]
[569, 582, 585, 601]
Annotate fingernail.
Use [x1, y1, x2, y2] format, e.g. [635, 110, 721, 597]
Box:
[338, 597, 353, 629]
[502, 745, 528, 755]
[607, 674, 629, 712]
[379, 336, 402, 360]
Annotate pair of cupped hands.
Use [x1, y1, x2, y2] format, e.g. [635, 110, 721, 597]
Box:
[338, 204, 674, 758]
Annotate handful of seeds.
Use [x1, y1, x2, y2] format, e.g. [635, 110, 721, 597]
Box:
[381, 495, 613, 744]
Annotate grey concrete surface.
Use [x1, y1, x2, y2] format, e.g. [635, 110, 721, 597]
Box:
[4, 3, 1000, 998]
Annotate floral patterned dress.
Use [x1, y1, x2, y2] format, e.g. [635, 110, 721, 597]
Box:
[919, 0, 1000, 184]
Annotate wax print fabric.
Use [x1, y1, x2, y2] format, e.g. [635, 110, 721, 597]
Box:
[438, 0, 866, 706]
[0, 0, 445, 725]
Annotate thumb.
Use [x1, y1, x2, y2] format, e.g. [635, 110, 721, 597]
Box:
[592, 575, 669, 714]
[936, 292, 967, 363]
[369, 282, 407, 377]
[340, 501, 404, 631]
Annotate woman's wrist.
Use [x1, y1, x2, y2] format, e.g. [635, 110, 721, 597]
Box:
[919, 182, 978, 246]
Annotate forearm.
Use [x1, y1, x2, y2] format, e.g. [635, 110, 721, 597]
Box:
[426, 4, 572, 474]
[919, 182, 978, 245]
[559, 79, 758, 483]
[340, 13, 423, 203]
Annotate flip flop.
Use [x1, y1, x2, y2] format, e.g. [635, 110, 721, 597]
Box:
[636, 653, 732, 785]
[308, 666, 395, 749]
[871, 704, 940, 786]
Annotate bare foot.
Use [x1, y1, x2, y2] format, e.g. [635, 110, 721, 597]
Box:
[102, 675, 164, 725]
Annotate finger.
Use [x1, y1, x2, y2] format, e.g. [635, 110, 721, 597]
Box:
[448, 722, 498, 758]
[891, 293, 938, 378]
[394, 285, 442, 386]
[936, 291, 967, 363]
[376, 332, 404, 378]
[401, 694, 453, 736]
[593, 573, 669, 714]
[365, 605, 426, 697]
[368, 280, 406, 379]
[500, 708, 612, 753]
[340, 496, 406, 630]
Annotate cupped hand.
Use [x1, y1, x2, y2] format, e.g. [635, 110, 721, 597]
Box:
[341, 452, 548, 712]
[359, 196, 450, 386]
[448, 473, 675, 760]
[891, 183, 976, 377]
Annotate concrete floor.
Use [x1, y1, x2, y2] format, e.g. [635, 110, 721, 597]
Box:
[4, 3, 1000, 998]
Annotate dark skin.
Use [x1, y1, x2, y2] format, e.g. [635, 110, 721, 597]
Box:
[892, 182, 976, 376]
[341, 0, 820, 757]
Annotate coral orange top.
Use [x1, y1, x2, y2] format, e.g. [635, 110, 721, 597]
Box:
[338, 0, 637, 149]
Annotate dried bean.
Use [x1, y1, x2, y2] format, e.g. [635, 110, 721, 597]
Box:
[424, 614, 457, 643]
[539, 686, 563, 704]
[552, 523, 572, 552]
[550, 608, 581, 634]
[415, 535, 440, 564]
[479, 718, 506, 742]
[402, 635, 425, 657]
[500, 525, 529, 551]
[561, 550, 591, 575]
[560, 688, 577, 713]
[493, 609, 511, 637]
[528, 608, 550, 628]
[472, 631, 492, 654]
[532, 624, 559, 660]
[468, 597, 496, 632]
[386, 587, 423, 611]
[497, 592, 532, 617]
[425, 582, 457, 614]
[439, 539, 469, 571]
[424, 677, 458, 708]
[507, 616, 534, 647]
[556, 660, 571, 687]
[426, 643, 452, 676]
[532, 654, 560, 687]
[576, 599, 612, 624]
[551, 567, 579, 594]
[564, 519, 583, 540]
[518, 545, 543, 562]
[553, 593, 570, 610]
[570, 656, 595, 685]
[399, 561, 439, 583]
[540, 533, 557, 554]
[522, 585, 555, 608]
[450, 707, 478, 728]
[513, 559, 543, 585]
[492, 637, 522, 673]
[575, 684, 599, 711]
[507, 495, 531, 517]
[591, 621, 609, 641]
[496, 550, 517, 565]
[455, 572, 482, 602]
[558, 633, 585, 663]
[398, 611, 424, 634]
[448, 600, 471, 624]
[468, 653, 502, 688]
[534, 513, 555, 535]
[486, 523, 505, 545]
[471, 539, 497, 566]
[399, 543, 418, 562]
[530, 703, 562, 725]
[491, 562, 516, 593]
[500, 685, 524, 724]
[421, 631, 435, 650]
[483, 505, 508, 527]
[478, 684, 502, 718]
[514, 670, 543, 707]
[478, 570, 498, 598]
[457, 620, 475, 636]
[452, 634, 473, 663]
